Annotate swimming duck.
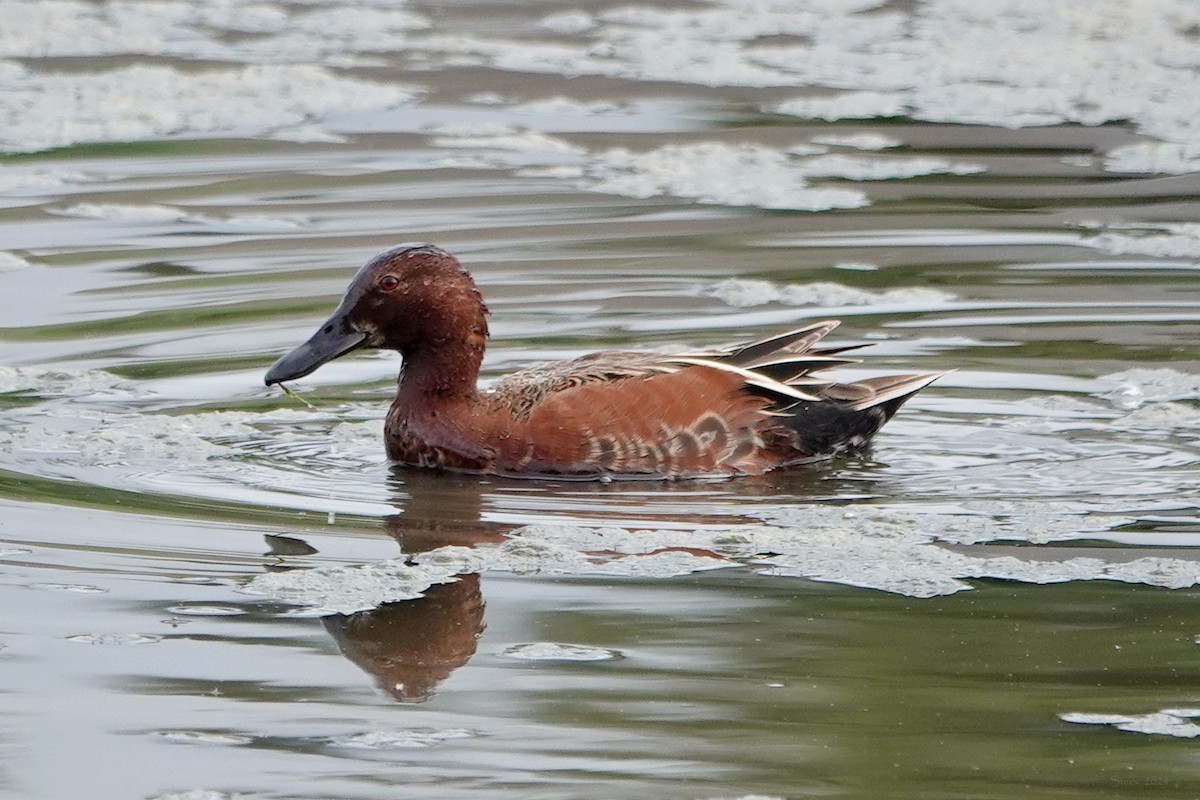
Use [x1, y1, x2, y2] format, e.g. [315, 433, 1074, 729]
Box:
[265, 244, 943, 479]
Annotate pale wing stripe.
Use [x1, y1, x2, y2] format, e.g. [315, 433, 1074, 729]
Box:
[739, 355, 863, 371]
[665, 357, 823, 402]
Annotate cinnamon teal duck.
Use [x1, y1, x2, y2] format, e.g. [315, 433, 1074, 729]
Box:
[265, 244, 943, 479]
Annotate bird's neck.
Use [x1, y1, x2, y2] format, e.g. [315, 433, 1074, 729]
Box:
[395, 289, 489, 404]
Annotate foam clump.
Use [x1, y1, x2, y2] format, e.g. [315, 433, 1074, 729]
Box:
[245, 504, 1200, 607]
[580, 143, 984, 209]
[1, 410, 242, 461]
[1115, 402, 1200, 431]
[501, 642, 622, 661]
[585, 143, 868, 211]
[762, 502, 1135, 547]
[705, 278, 954, 309]
[430, 125, 586, 155]
[435, 507, 1194, 598]
[421, 133, 977, 210]
[1061, 709, 1200, 739]
[242, 561, 464, 616]
[810, 132, 901, 151]
[326, 729, 476, 749]
[67, 633, 161, 645]
[154, 730, 253, 746]
[1097, 368, 1200, 409]
[420, 533, 735, 579]
[0, 164, 89, 194]
[1105, 142, 1200, 175]
[538, 10, 596, 35]
[0, 0, 427, 61]
[50, 203, 308, 232]
[580, 143, 982, 209]
[421, 2, 1200, 173]
[773, 92, 908, 121]
[1, 63, 416, 153]
[0, 366, 138, 399]
[0, 252, 32, 270]
[797, 154, 984, 180]
[53, 203, 191, 222]
[745, 529, 1189, 599]
[1084, 222, 1200, 259]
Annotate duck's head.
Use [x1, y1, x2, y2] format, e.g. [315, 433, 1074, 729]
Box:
[264, 244, 488, 386]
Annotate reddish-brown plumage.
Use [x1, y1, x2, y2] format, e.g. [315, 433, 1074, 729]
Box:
[266, 244, 945, 480]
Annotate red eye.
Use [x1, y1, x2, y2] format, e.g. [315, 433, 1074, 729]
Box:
[379, 275, 399, 291]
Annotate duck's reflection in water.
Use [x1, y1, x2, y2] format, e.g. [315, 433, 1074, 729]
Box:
[322, 574, 484, 702]
[319, 471, 505, 703]
[308, 459, 886, 702]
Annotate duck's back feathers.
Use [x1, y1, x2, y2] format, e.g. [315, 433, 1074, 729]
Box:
[461, 323, 943, 478]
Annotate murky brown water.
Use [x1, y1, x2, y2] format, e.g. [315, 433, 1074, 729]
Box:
[1, 2, 1199, 798]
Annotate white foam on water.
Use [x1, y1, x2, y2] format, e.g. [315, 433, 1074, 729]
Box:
[66, 633, 162, 645]
[0, 366, 139, 399]
[429, 125, 586, 155]
[0, 252, 32, 271]
[0, 164, 90, 194]
[0, 389, 378, 462]
[538, 10, 595, 35]
[53, 203, 192, 223]
[6, 1, 1199, 170]
[164, 605, 246, 617]
[810, 132, 902, 151]
[216, 213, 309, 232]
[754, 532, 1200, 598]
[421, 128, 973, 209]
[1096, 368, 1200, 409]
[584, 143, 869, 211]
[0, 0, 428, 61]
[1061, 709, 1200, 739]
[154, 731, 254, 746]
[1105, 142, 1200, 175]
[0, 378, 393, 515]
[1115, 402, 1200, 431]
[1083, 222, 1200, 259]
[48, 203, 310, 232]
[147, 792, 234, 800]
[517, 165, 588, 180]
[326, 729, 477, 749]
[773, 92, 908, 122]
[405, 504, 1196, 599]
[0, 410, 246, 461]
[705, 278, 955, 308]
[0, 62, 416, 153]
[241, 561, 464, 616]
[577, 144, 982, 209]
[797, 154, 984, 180]
[441, 137, 853, 209]
[302, 502, 1200, 599]
[422, 533, 737, 579]
[247, 534, 734, 613]
[418, 1, 1200, 172]
[757, 1, 1200, 155]
[30, 582, 107, 594]
[416, 0, 1191, 150]
[513, 97, 627, 117]
[501, 642, 622, 662]
[134, 487, 1200, 607]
